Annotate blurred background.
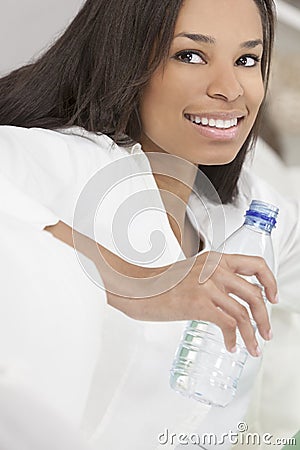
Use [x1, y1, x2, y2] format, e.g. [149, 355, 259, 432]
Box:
[0, 0, 299, 165]
[261, 0, 300, 165]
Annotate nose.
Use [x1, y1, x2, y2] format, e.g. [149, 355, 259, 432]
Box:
[206, 64, 244, 102]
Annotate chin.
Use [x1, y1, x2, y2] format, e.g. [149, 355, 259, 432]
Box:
[196, 154, 239, 166]
[188, 144, 241, 166]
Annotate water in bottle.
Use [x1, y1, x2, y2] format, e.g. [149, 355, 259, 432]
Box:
[170, 200, 279, 407]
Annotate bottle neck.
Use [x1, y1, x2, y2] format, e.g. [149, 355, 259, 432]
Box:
[244, 216, 274, 234]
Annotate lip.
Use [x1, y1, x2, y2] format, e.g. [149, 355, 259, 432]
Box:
[184, 113, 245, 141]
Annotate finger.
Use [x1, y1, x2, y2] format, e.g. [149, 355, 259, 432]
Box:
[224, 254, 277, 304]
[205, 306, 237, 353]
[213, 291, 260, 357]
[219, 271, 272, 342]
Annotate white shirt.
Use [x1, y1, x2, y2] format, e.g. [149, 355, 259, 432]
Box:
[0, 125, 299, 449]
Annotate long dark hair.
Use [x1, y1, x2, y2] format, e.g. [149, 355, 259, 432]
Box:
[0, 0, 275, 203]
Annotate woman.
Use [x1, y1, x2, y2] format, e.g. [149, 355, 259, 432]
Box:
[0, 0, 299, 448]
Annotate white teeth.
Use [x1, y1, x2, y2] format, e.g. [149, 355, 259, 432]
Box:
[215, 120, 224, 129]
[187, 114, 240, 128]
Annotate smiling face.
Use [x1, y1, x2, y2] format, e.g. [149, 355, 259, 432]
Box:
[139, 0, 265, 165]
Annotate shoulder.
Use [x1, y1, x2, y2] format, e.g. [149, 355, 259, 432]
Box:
[238, 165, 298, 216]
[0, 125, 140, 221]
[0, 125, 131, 175]
[0, 125, 143, 179]
[239, 167, 300, 262]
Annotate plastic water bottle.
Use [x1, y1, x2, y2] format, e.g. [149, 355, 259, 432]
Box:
[170, 200, 279, 407]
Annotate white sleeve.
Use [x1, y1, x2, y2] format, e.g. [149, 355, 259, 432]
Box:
[236, 163, 300, 446]
[276, 198, 300, 314]
[241, 168, 300, 314]
[0, 380, 91, 450]
[246, 142, 300, 314]
[0, 171, 59, 230]
[0, 173, 107, 429]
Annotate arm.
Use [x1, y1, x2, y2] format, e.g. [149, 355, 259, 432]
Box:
[44, 221, 278, 357]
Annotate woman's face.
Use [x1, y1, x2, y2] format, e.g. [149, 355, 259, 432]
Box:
[139, 0, 265, 165]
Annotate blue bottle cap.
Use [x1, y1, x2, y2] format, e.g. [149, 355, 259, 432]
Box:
[245, 200, 279, 232]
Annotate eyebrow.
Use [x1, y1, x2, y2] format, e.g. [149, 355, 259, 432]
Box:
[240, 39, 263, 49]
[174, 32, 216, 44]
[174, 33, 263, 49]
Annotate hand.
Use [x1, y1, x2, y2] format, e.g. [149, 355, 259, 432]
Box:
[107, 251, 278, 357]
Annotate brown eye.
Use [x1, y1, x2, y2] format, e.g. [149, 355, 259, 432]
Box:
[174, 51, 205, 64]
[236, 55, 260, 67]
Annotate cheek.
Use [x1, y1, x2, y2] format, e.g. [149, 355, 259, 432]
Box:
[248, 78, 265, 114]
[140, 75, 183, 133]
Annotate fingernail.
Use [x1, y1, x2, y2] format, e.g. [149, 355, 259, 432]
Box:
[268, 329, 273, 340]
[274, 293, 279, 303]
[230, 345, 237, 353]
[255, 345, 261, 357]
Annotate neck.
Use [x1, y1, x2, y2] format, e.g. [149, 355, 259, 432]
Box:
[140, 134, 198, 248]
